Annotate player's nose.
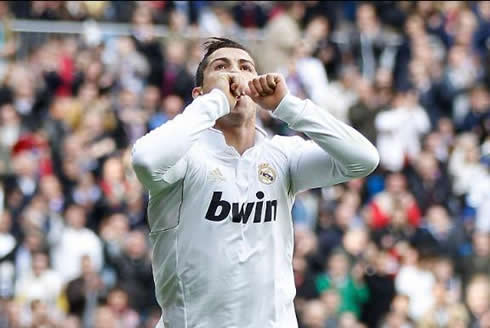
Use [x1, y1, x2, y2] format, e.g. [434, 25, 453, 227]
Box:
[229, 62, 242, 74]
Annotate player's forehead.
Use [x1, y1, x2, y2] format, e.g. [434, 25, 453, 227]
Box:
[206, 47, 255, 66]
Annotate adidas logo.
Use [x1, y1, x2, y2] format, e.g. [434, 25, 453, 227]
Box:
[209, 168, 226, 182]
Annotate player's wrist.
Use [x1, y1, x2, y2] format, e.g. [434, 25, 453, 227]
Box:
[271, 93, 305, 125]
[270, 91, 288, 111]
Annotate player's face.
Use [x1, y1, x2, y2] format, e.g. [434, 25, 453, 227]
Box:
[202, 47, 259, 125]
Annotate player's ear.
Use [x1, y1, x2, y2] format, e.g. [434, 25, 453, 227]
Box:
[192, 87, 203, 99]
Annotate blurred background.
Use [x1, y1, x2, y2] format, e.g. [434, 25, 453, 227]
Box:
[0, 1, 488, 328]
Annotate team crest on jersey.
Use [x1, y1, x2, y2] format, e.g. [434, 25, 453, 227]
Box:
[258, 163, 276, 185]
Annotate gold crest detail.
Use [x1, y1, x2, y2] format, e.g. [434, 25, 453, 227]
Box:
[258, 163, 276, 185]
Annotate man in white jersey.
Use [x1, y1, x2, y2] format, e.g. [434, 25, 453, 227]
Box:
[131, 38, 379, 328]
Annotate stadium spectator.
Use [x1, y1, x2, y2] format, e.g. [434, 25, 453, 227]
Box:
[350, 3, 400, 82]
[360, 247, 397, 327]
[104, 230, 155, 313]
[315, 250, 369, 319]
[406, 151, 451, 213]
[348, 78, 380, 143]
[368, 172, 421, 229]
[15, 251, 63, 308]
[395, 244, 435, 320]
[51, 204, 103, 283]
[93, 304, 118, 328]
[65, 255, 104, 326]
[465, 275, 490, 328]
[261, 1, 303, 73]
[375, 87, 431, 172]
[458, 231, 490, 288]
[106, 287, 140, 328]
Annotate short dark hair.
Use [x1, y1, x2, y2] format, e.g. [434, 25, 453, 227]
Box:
[195, 37, 250, 87]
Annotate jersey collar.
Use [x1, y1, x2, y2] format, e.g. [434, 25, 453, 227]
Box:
[204, 125, 268, 153]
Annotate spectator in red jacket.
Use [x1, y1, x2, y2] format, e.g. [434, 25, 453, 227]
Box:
[369, 173, 421, 229]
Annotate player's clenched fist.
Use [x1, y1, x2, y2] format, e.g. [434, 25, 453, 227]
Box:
[246, 73, 288, 111]
[215, 72, 250, 110]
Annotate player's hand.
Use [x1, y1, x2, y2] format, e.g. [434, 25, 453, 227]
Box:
[215, 73, 249, 109]
[246, 73, 288, 111]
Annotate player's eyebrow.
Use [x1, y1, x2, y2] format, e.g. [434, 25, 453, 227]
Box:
[239, 58, 256, 68]
[209, 57, 256, 69]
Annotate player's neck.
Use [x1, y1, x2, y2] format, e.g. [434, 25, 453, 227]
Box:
[215, 120, 256, 156]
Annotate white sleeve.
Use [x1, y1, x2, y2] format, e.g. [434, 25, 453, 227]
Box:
[131, 89, 230, 193]
[271, 94, 379, 194]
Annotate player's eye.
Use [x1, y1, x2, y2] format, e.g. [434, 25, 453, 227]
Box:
[215, 64, 226, 70]
[241, 65, 252, 72]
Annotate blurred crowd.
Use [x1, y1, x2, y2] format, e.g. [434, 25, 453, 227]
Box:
[0, 1, 488, 328]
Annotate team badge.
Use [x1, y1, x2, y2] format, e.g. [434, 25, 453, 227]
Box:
[258, 163, 276, 185]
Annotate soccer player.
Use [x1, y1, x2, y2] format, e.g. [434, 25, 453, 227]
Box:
[131, 37, 379, 328]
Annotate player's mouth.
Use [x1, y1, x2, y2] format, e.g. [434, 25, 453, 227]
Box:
[233, 95, 248, 110]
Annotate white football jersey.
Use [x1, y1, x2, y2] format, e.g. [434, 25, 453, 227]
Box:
[132, 89, 379, 328]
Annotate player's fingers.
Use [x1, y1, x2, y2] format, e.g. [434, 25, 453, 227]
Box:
[230, 82, 240, 97]
[229, 75, 241, 97]
[247, 80, 259, 97]
[252, 78, 265, 96]
[275, 74, 286, 86]
[240, 84, 250, 96]
[266, 74, 277, 89]
[259, 76, 274, 94]
[237, 77, 248, 96]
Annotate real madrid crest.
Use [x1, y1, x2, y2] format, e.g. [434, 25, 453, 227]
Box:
[258, 163, 276, 185]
